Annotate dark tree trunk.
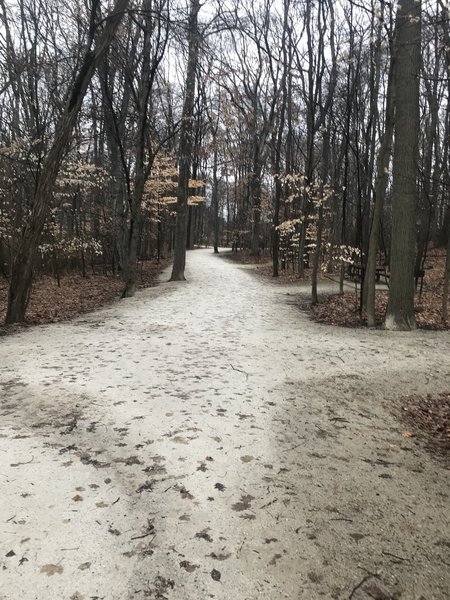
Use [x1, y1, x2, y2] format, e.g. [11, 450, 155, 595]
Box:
[121, 0, 168, 297]
[385, 0, 421, 330]
[121, 55, 151, 298]
[5, 0, 130, 324]
[364, 49, 396, 327]
[171, 0, 200, 281]
[212, 146, 220, 253]
[311, 129, 330, 305]
[443, 217, 450, 323]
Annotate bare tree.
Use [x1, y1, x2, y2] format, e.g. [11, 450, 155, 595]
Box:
[5, 0, 130, 324]
[384, 0, 422, 330]
[171, 0, 201, 281]
[363, 19, 396, 327]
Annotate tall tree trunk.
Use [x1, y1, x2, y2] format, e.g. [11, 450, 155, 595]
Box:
[364, 51, 396, 326]
[250, 161, 262, 256]
[5, 0, 130, 324]
[384, 0, 421, 331]
[415, 81, 439, 282]
[171, 0, 200, 281]
[122, 0, 156, 298]
[212, 146, 220, 253]
[442, 217, 450, 323]
[311, 129, 330, 305]
[271, 0, 290, 277]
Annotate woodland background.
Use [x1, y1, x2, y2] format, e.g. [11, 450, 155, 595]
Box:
[0, 0, 449, 329]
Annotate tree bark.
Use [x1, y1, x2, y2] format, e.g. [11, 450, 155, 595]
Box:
[443, 217, 450, 323]
[212, 146, 220, 253]
[384, 0, 421, 331]
[364, 50, 395, 327]
[5, 0, 130, 324]
[311, 129, 330, 305]
[271, 0, 290, 278]
[170, 0, 201, 281]
[121, 0, 158, 298]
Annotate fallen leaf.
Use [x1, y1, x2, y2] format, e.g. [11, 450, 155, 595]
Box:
[40, 564, 63, 576]
[78, 562, 91, 571]
[179, 560, 199, 573]
[72, 494, 84, 502]
[209, 552, 231, 561]
[136, 481, 154, 493]
[232, 494, 254, 511]
[402, 431, 414, 438]
[240, 455, 254, 463]
[195, 529, 213, 542]
[179, 487, 194, 500]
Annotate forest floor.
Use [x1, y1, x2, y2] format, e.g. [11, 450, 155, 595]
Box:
[1, 248, 449, 599]
[0, 258, 171, 330]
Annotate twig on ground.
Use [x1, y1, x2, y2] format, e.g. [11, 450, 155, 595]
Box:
[131, 531, 154, 541]
[349, 572, 379, 599]
[260, 498, 278, 509]
[329, 416, 350, 423]
[382, 550, 410, 562]
[230, 364, 249, 379]
[236, 537, 246, 558]
[10, 456, 34, 467]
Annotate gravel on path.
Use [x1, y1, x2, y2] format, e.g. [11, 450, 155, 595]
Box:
[0, 248, 449, 600]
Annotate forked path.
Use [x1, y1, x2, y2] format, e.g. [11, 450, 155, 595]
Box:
[1, 249, 449, 600]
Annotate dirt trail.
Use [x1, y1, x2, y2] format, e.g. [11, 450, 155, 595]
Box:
[0, 249, 449, 600]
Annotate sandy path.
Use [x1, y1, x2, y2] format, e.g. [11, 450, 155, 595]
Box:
[0, 248, 449, 600]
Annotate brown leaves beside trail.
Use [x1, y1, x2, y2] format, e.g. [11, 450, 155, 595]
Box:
[0, 259, 170, 329]
[398, 392, 450, 464]
[312, 291, 385, 328]
[311, 251, 449, 331]
[311, 290, 449, 331]
[226, 250, 312, 282]
[258, 264, 312, 284]
[225, 250, 267, 265]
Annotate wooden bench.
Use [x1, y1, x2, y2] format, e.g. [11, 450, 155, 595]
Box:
[347, 264, 425, 290]
[375, 266, 390, 285]
[347, 264, 390, 285]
